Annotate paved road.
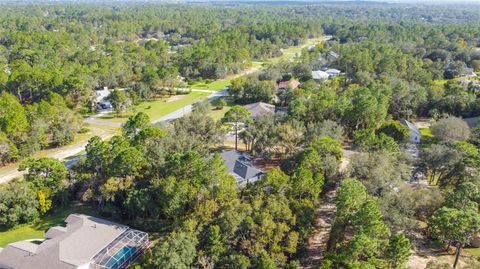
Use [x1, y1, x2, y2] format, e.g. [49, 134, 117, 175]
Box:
[0, 89, 228, 183]
[153, 89, 227, 124]
[0, 128, 114, 184]
[0, 35, 328, 183]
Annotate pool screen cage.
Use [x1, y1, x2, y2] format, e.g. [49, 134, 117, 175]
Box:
[91, 229, 149, 269]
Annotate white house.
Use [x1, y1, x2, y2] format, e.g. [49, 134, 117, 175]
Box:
[95, 87, 111, 103]
[400, 119, 421, 143]
[312, 70, 329, 81]
[325, 68, 341, 78]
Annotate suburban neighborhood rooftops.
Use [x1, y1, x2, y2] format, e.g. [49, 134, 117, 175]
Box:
[0, 214, 149, 269]
[220, 150, 264, 185]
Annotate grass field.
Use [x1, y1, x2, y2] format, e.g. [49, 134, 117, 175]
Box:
[188, 79, 232, 91]
[99, 91, 210, 123]
[208, 97, 234, 121]
[267, 37, 326, 65]
[0, 204, 96, 247]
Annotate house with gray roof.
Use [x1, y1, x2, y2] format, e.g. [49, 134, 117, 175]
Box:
[0, 214, 149, 269]
[243, 102, 276, 121]
[311, 70, 329, 81]
[325, 68, 341, 78]
[400, 119, 421, 143]
[220, 150, 264, 185]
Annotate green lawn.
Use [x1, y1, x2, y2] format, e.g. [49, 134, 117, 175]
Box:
[267, 37, 325, 65]
[464, 247, 480, 258]
[0, 204, 96, 247]
[99, 91, 210, 123]
[208, 97, 234, 121]
[188, 79, 232, 91]
[209, 107, 228, 121]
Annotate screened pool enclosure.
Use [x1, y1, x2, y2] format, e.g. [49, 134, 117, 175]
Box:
[91, 229, 149, 269]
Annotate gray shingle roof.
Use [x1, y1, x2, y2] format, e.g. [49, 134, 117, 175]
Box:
[0, 214, 128, 269]
[243, 102, 276, 120]
[220, 150, 264, 185]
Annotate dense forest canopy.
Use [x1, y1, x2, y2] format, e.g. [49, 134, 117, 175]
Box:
[1, 1, 480, 268]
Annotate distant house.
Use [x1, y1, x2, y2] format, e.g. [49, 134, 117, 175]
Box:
[400, 119, 421, 143]
[463, 67, 477, 78]
[95, 87, 111, 103]
[325, 68, 341, 78]
[459, 80, 480, 93]
[95, 87, 127, 111]
[220, 150, 264, 185]
[277, 80, 300, 91]
[312, 70, 329, 81]
[243, 102, 276, 121]
[0, 214, 149, 269]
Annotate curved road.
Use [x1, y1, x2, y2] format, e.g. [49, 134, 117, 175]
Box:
[0, 89, 227, 183]
[0, 35, 330, 183]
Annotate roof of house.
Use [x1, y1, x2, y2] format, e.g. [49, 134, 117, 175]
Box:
[277, 80, 300, 90]
[328, 51, 339, 58]
[325, 68, 341, 74]
[464, 68, 477, 76]
[400, 119, 421, 136]
[312, 70, 329, 80]
[0, 214, 129, 269]
[243, 102, 276, 119]
[220, 150, 264, 185]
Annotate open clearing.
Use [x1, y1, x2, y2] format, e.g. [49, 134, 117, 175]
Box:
[98, 91, 210, 123]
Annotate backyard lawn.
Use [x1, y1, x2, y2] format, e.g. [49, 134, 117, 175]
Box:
[99, 91, 210, 123]
[0, 204, 96, 247]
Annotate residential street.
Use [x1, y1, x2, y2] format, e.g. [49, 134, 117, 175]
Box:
[0, 89, 228, 183]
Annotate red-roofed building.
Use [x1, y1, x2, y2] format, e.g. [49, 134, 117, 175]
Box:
[276, 80, 300, 91]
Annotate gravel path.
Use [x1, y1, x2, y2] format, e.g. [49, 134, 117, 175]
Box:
[301, 146, 354, 268]
[301, 188, 337, 268]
